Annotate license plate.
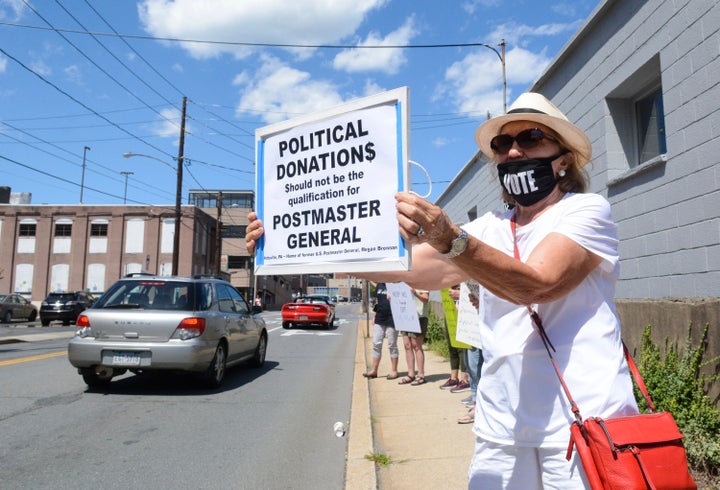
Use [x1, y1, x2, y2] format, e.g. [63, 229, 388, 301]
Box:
[112, 351, 141, 366]
[299, 315, 308, 320]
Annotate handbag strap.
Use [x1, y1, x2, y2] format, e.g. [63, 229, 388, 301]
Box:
[510, 215, 656, 421]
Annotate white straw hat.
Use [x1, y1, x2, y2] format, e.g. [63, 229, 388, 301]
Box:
[475, 92, 592, 167]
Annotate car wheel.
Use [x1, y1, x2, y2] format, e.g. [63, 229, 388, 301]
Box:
[28, 310, 37, 322]
[81, 367, 114, 388]
[327, 317, 334, 329]
[204, 342, 227, 388]
[3, 311, 12, 323]
[41, 319, 50, 327]
[250, 333, 267, 368]
[282, 321, 291, 329]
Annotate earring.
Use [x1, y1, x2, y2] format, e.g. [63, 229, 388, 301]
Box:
[558, 169, 566, 178]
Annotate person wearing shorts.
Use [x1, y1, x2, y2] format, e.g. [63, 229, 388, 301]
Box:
[398, 288, 429, 386]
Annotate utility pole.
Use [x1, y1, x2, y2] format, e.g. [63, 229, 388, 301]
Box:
[500, 39, 507, 113]
[120, 171, 133, 204]
[479, 40, 507, 114]
[215, 191, 222, 275]
[80, 146, 90, 204]
[173, 96, 187, 276]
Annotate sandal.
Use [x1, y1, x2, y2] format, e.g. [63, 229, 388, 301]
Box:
[398, 376, 415, 385]
[410, 376, 426, 386]
[458, 409, 475, 424]
[362, 372, 378, 379]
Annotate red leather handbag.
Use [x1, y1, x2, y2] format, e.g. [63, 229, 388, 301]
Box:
[530, 308, 697, 490]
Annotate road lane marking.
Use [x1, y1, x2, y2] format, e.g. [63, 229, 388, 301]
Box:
[0, 350, 67, 366]
[280, 331, 342, 336]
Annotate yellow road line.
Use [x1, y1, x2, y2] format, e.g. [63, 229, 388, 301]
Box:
[0, 350, 67, 366]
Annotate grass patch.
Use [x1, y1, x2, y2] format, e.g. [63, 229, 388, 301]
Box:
[364, 452, 392, 467]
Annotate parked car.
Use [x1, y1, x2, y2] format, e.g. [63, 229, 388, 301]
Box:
[40, 291, 96, 326]
[67, 274, 267, 389]
[0, 294, 38, 323]
[281, 294, 335, 329]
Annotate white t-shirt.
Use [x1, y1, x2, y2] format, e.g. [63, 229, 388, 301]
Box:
[465, 193, 638, 448]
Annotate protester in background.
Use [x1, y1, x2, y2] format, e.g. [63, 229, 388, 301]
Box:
[440, 286, 469, 392]
[458, 286, 483, 425]
[254, 293, 263, 309]
[362, 282, 399, 380]
[398, 287, 429, 386]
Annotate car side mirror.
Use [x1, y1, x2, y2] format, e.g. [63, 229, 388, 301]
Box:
[252, 305, 263, 314]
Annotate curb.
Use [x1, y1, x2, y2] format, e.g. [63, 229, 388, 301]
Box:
[345, 319, 377, 489]
[0, 331, 74, 345]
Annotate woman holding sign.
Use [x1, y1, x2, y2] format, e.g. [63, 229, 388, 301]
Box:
[246, 92, 638, 489]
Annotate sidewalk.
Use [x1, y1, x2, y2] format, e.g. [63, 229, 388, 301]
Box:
[346, 320, 475, 489]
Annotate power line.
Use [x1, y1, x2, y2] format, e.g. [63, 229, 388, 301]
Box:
[0, 47, 175, 161]
[0, 20, 503, 50]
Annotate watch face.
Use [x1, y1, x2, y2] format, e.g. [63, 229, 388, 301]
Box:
[445, 230, 468, 258]
[454, 232, 468, 252]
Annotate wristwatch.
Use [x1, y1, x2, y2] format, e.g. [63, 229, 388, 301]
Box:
[441, 229, 469, 259]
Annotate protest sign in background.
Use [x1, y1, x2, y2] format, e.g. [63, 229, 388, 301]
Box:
[455, 281, 482, 348]
[386, 282, 420, 334]
[255, 87, 410, 275]
[441, 288, 472, 350]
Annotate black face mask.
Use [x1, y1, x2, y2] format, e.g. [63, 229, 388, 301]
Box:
[497, 156, 561, 207]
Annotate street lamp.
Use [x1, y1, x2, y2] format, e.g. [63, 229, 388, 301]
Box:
[479, 39, 507, 114]
[80, 145, 91, 204]
[120, 171, 134, 204]
[123, 152, 183, 275]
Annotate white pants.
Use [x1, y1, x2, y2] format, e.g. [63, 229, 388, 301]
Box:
[468, 438, 589, 489]
[372, 323, 398, 359]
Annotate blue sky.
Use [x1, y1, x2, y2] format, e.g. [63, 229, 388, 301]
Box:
[0, 0, 599, 206]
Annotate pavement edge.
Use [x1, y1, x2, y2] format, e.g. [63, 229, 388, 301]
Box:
[344, 319, 377, 490]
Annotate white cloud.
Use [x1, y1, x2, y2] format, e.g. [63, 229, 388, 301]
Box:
[0, 0, 25, 21]
[489, 20, 583, 48]
[435, 45, 551, 117]
[234, 55, 344, 123]
[151, 107, 188, 139]
[461, 0, 501, 15]
[138, 0, 388, 60]
[29, 59, 51, 77]
[64, 65, 82, 84]
[361, 80, 386, 98]
[0, 54, 7, 73]
[332, 17, 418, 74]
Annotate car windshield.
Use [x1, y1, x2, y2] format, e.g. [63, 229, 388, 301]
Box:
[45, 294, 75, 302]
[94, 280, 198, 311]
[0, 295, 7, 302]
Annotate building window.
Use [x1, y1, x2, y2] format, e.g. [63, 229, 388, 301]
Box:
[90, 223, 108, 236]
[19, 223, 36, 237]
[636, 87, 666, 163]
[188, 192, 254, 209]
[227, 255, 250, 269]
[467, 206, 477, 223]
[222, 225, 247, 238]
[606, 54, 667, 181]
[55, 223, 72, 237]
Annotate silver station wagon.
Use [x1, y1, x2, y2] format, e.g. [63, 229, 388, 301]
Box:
[68, 274, 267, 389]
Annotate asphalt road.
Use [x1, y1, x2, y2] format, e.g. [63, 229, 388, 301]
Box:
[0, 304, 362, 490]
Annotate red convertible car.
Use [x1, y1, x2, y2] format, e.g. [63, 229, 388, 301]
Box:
[281, 294, 335, 329]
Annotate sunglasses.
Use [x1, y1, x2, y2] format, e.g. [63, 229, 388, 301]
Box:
[490, 128, 559, 155]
